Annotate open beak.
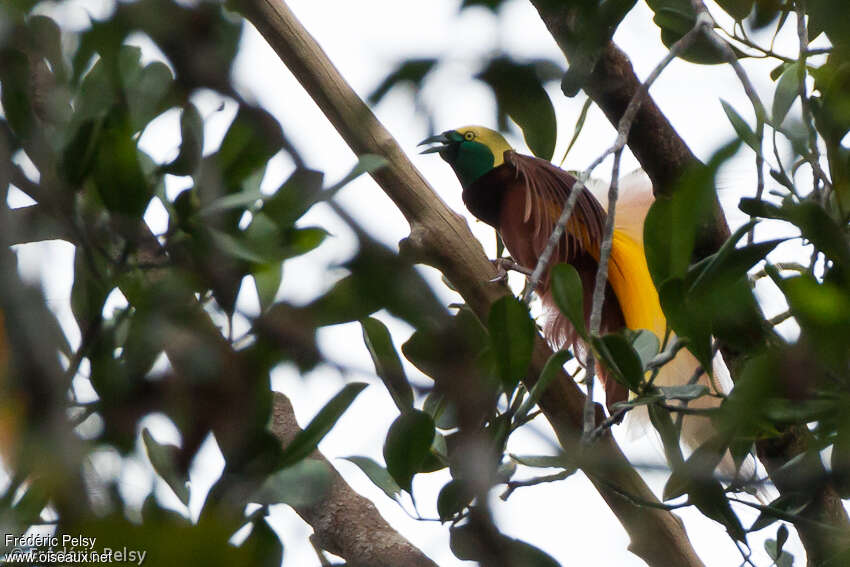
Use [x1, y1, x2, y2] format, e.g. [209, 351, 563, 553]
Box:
[418, 132, 451, 154]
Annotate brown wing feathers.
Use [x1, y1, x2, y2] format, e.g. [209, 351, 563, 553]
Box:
[463, 151, 628, 408]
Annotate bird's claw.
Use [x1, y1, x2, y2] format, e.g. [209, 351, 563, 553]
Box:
[489, 258, 532, 283]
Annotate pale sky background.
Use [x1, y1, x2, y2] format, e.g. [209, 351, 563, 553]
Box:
[8, 0, 843, 565]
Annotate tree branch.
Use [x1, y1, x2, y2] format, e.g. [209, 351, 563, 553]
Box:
[269, 393, 439, 567]
[234, 1, 705, 565]
[530, 0, 850, 562]
[528, 2, 731, 259]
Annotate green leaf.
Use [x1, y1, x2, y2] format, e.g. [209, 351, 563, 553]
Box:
[657, 384, 710, 401]
[368, 58, 438, 105]
[383, 410, 435, 492]
[550, 263, 588, 340]
[283, 226, 329, 259]
[749, 494, 811, 532]
[777, 524, 789, 553]
[629, 329, 660, 369]
[253, 262, 282, 312]
[659, 278, 713, 371]
[306, 273, 383, 327]
[423, 391, 458, 430]
[12, 477, 50, 525]
[437, 479, 472, 521]
[688, 225, 783, 297]
[663, 469, 691, 501]
[420, 431, 449, 473]
[715, 0, 754, 20]
[460, 0, 509, 12]
[207, 227, 270, 264]
[94, 117, 152, 217]
[720, 99, 760, 152]
[342, 456, 402, 501]
[772, 63, 801, 126]
[649, 403, 684, 470]
[739, 198, 850, 282]
[501, 539, 562, 567]
[325, 154, 389, 197]
[142, 429, 190, 506]
[124, 60, 175, 134]
[610, 392, 664, 410]
[690, 478, 747, 542]
[559, 96, 593, 165]
[832, 423, 850, 499]
[592, 334, 643, 392]
[487, 296, 535, 391]
[765, 538, 795, 567]
[279, 382, 368, 468]
[450, 525, 562, 567]
[510, 453, 575, 469]
[646, 0, 743, 63]
[262, 169, 324, 228]
[477, 57, 559, 161]
[241, 517, 283, 567]
[774, 275, 850, 369]
[0, 50, 37, 140]
[515, 350, 572, 420]
[808, 0, 850, 48]
[361, 317, 414, 413]
[198, 188, 263, 217]
[70, 248, 111, 336]
[254, 459, 332, 507]
[216, 106, 283, 189]
[645, 141, 739, 287]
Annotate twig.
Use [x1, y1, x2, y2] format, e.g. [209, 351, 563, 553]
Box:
[589, 405, 631, 440]
[500, 469, 575, 500]
[768, 310, 792, 326]
[525, 19, 708, 310]
[794, 0, 834, 205]
[646, 339, 689, 372]
[594, 476, 691, 511]
[727, 497, 849, 534]
[568, 22, 709, 441]
[521, 182, 586, 303]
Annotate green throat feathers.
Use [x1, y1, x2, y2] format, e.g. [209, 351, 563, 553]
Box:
[422, 127, 513, 188]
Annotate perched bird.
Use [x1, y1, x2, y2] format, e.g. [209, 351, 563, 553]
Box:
[420, 125, 734, 465]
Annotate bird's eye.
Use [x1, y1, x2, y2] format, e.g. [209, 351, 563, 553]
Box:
[463, 131, 475, 141]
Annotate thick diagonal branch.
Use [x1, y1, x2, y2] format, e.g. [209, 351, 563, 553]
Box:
[234, 1, 705, 565]
[269, 393, 439, 567]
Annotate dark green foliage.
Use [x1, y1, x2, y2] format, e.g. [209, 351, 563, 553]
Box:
[550, 263, 588, 339]
[644, 0, 747, 64]
[487, 295, 536, 391]
[278, 383, 368, 468]
[592, 333, 643, 392]
[477, 57, 561, 161]
[2, 0, 850, 565]
[361, 317, 414, 413]
[450, 524, 563, 567]
[342, 456, 402, 501]
[383, 410, 436, 492]
[368, 59, 438, 105]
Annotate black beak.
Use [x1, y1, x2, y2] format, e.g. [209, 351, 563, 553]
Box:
[418, 132, 451, 154]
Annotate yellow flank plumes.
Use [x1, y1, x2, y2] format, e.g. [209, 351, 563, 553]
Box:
[454, 126, 513, 167]
[607, 230, 667, 341]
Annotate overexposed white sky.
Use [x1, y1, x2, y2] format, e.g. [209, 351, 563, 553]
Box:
[9, 0, 842, 565]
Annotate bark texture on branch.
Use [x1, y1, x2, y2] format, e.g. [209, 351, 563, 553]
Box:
[235, 1, 705, 565]
[269, 393, 439, 567]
